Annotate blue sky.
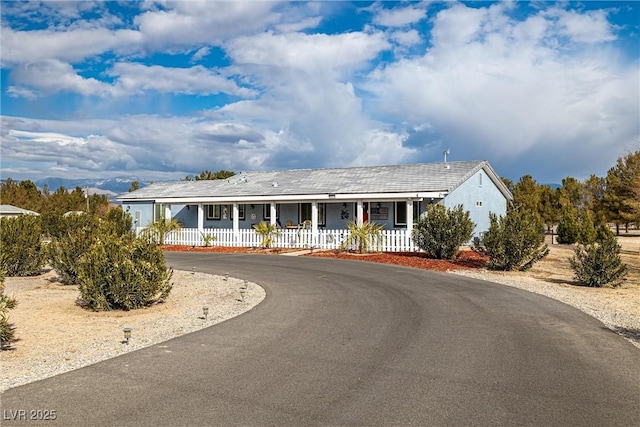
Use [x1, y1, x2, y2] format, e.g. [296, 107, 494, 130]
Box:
[1, 1, 638, 185]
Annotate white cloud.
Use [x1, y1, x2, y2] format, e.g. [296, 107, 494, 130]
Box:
[546, 7, 617, 43]
[10, 60, 111, 97]
[109, 62, 257, 97]
[372, 3, 428, 27]
[389, 29, 421, 46]
[365, 3, 638, 181]
[134, 1, 280, 50]
[7, 60, 256, 99]
[226, 31, 390, 76]
[191, 47, 210, 62]
[0, 26, 141, 65]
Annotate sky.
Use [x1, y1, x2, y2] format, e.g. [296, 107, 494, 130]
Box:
[1, 1, 638, 186]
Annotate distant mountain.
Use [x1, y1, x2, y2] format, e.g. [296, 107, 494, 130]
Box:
[34, 177, 149, 196]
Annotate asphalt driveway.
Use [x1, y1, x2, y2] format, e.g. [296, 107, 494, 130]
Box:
[2, 253, 639, 426]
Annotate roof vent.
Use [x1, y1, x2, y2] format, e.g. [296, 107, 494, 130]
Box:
[444, 164, 450, 170]
[272, 181, 278, 187]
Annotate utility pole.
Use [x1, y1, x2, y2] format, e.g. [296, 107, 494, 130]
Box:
[85, 186, 89, 212]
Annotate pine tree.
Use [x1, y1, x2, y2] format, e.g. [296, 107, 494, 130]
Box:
[570, 227, 627, 288]
[556, 206, 580, 244]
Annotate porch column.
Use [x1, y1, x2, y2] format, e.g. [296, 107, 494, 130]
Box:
[311, 202, 319, 245]
[406, 200, 414, 231]
[356, 201, 364, 226]
[197, 204, 204, 232]
[164, 205, 172, 221]
[232, 203, 239, 242]
[270, 203, 277, 226]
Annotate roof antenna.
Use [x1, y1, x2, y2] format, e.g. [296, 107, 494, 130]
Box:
[443, 148, 450, 163]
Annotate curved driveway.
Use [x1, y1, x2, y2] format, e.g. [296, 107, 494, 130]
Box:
[2, 253, 640, 426]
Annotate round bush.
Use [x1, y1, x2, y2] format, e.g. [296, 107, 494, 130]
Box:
[77, 235, 173, 311]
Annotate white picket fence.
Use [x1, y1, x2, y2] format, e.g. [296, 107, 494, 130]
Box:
[143, 227, 417, 252]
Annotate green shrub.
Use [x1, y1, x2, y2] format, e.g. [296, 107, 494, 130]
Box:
[340, 221, 384, 253]
[0, 215, 46, 276]
[48, 215, 100, 285]
[0, 269, 18, 349]
[556, 206, 580, 244]
[411, 204, 475, 259]
[103, 207, 134, 237]
[49, 213, 135, 285]
[570, 227, 627, 288]
[76, 235, 173, 311]
[473, 210, 549, 271]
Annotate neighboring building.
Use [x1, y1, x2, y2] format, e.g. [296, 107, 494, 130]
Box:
[0, 204, 40, 218]
[117, 161, 512, 249]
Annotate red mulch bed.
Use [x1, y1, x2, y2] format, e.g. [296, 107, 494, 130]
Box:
[304, 250, 487, 272]
[162, 245, 300, 255]
[162, 245, 488, 272]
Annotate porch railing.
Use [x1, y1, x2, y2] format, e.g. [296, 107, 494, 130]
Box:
[140, 227, 418, 252]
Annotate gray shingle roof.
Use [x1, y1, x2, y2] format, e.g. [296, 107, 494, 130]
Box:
[118, 161, 511, 201]
[0, 205, 40, 216]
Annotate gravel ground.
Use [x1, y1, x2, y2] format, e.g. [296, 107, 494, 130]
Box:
[1, 270, 265, 392]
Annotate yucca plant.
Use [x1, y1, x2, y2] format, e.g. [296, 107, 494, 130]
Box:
[200, 232, 217, 247]
[253, 221, 280, 248]
[340, 221, 384, 253]
[142, 218, 182, 245]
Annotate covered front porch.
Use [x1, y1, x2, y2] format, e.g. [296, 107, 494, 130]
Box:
[146, 197, 442, 251]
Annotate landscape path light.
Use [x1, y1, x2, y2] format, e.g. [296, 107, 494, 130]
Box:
[202, 305, 209, 320]
[123, 327, 132, 345]
[240, 288, 246, 302]
[224, 273, 229, 281]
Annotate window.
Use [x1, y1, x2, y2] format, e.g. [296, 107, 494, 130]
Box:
[263, 204, 280, 220]
[394, 201, 420, 226]
[299, 203, 326, 226]
[232, 204, 245, 220]
[206, 204, 221, 220]
[476, 201, 483, 207]
[479, 173, 483, 187]
[154, 204, 163, 221]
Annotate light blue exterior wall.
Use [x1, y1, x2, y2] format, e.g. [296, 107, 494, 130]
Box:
[123, 201, 154, 228]
[140, 201, 438, 230]
[442, 169, 508, 237]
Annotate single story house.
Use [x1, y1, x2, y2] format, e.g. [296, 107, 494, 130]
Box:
[0, 204, 40, 218]
[117, 160, 512, 250]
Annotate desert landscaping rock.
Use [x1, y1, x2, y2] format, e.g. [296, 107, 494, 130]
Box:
[1, 270, 265, 392]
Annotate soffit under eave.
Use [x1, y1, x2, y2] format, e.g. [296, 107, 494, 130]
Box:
[145, 191, 448, 205]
